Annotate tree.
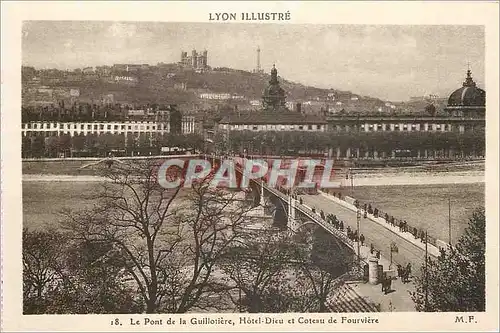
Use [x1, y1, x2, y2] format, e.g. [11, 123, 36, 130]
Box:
[220, 227, 356, 313]
[410, 207, 485, 311]
[63, 160, 252, 313]
[219, 230, 298, 312]
[23, 228, 142, 314]
[23, 228, 67, 314]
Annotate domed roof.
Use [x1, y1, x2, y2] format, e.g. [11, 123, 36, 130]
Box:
[447, 70, 485, 107]
[262, 65, 287, 111]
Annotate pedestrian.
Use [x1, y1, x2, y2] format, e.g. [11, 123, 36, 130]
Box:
[376, 250, 380, 259]
[360, 234, 365, 246]
[370, 243, 374, 254]
[339, 221, 344, 231]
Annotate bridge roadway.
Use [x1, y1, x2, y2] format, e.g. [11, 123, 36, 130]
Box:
[229, 156, 436, 273]
[300, 193, 433, 273]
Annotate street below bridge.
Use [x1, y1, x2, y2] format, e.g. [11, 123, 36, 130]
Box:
[300, 193, 428, 275]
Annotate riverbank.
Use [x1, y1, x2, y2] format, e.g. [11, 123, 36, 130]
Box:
[23, 169, 485, 187]
[22, 157, 484, 176]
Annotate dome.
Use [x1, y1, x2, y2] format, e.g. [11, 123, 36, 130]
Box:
[447, 70, 485, 107]
[262, 65, 287, 111]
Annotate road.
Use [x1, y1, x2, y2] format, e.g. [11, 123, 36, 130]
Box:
[300, 194, 428, 274]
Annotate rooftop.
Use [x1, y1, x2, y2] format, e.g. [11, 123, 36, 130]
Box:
[219, 112, 327, 125]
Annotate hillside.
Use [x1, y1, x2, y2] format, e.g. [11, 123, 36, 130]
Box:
[23, 64, 432, 114]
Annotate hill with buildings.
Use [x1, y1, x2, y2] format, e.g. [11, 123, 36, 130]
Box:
[22, 64, 437, 115]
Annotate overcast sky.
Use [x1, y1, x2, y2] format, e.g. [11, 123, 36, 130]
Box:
[22, 21, 484, 101]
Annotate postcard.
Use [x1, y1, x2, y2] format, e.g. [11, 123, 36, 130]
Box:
[1, 1, 498, 332]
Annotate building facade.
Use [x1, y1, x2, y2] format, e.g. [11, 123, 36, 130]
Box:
[180, 49, 208, 70]
[21, 116, 196, 137]
[219, 114, 327, 132]
[326, 116, 483, 134]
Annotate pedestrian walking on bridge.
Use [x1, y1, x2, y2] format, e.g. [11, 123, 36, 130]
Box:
[360, 234, 365, 246]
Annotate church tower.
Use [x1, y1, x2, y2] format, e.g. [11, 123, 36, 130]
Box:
[262, 65, 287, 112]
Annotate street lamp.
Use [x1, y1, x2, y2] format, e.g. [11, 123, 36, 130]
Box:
[350, 168, 354, 196]
[356, 209, 361, 264]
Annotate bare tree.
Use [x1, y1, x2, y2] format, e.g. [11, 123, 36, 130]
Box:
[63, 160, 252, 313]
[219, 229, 298, 312]
[23, 228, 67, 314]
[220, 226, 356, 313]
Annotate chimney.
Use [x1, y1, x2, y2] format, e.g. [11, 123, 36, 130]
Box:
[296, 103, 302, 113]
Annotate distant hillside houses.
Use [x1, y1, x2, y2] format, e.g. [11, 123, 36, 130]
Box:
[199, 92, 245, 100]
[114, 76, 138, 85]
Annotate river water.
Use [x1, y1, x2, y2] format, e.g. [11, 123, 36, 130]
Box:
[22, 169, 485, 242]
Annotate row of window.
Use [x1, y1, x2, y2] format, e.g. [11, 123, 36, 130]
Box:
[22, 123, 169, 131]
[330, 123, 477, 132]
[222, 124, 324, 131]
[22, 131, 160, 137]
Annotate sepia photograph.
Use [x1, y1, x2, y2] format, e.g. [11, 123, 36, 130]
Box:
[1, 1, 499, 332]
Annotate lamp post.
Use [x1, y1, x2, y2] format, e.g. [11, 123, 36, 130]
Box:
[424, 230, 429, 311]
[448, 197, 452, 245]
[356, 209, 361, 264]
[350, 168, 354, 196]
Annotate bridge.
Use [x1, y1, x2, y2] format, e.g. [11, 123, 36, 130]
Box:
[72, 153, 441, 274]
[225, 156, 440, 275]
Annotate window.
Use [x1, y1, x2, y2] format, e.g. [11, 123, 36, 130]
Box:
[146, 126, 150, 130]
[121, 125, 125, 130]
[308, 125, 313, 130]
[253, 126, 258, 131]
[299, 126, 304, 130]
[107, 125, 111, 130]
[317, 125, 321, 130]
[94, 125, 98, 130]
[87, 125, 92, 130]
[128, 126, 132, 130]
[33, 124, 38, 129]
[100, 124, 104, 130]
[114, 125, 118, 130]
[73, 124, 77, 129]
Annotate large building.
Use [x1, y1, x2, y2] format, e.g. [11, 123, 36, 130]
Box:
[444, 69, 485, 117]
[21, 116, 196, 137]
[180, 49, 208, 70]
[217, 66, 485, 159]
[218, 66, 326, 132]
[326, 68, 485, 135]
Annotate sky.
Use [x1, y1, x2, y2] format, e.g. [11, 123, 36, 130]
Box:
[22, 21, 485, 102]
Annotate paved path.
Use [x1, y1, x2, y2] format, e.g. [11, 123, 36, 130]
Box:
[301, 193, 436, 276]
